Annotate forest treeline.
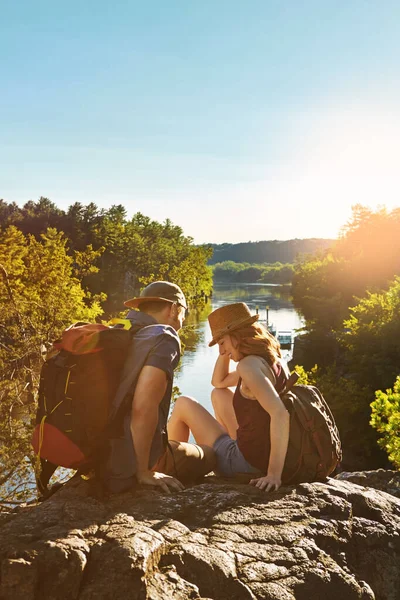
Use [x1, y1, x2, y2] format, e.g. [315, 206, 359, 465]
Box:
[291, 204, 400, 471]
[213, 261, 294, 284]
[0, 197, 213, 504]
[209, 238, 333, 265]
[0, 197, 213, 315]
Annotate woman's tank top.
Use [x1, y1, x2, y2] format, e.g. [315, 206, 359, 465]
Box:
[233, 360, 287, 473]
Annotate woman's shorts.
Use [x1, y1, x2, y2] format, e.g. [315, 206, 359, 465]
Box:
[213, 434, 261, 477]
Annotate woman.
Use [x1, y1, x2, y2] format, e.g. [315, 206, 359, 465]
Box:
[167, 302, 291, 492]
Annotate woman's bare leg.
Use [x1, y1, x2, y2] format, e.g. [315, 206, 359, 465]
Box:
[211, 388, 238, 440]
[168, 396, 227, 447]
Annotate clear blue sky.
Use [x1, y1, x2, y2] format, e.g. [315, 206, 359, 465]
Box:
[1, 1, 400, 243]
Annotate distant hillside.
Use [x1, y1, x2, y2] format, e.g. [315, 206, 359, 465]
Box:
[208, 238, 334, 265]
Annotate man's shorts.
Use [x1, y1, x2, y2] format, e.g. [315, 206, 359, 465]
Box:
[213, 434, 261, 478]
[152, 440, 216, 484]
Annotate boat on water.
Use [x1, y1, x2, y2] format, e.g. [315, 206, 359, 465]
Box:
[253, 307, 294, 350]
[276, 330, 294, 350]
[258, 321, 293, 349]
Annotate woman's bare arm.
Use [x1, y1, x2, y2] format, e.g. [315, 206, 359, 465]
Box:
[237, 356, 290, 491]
[211, 353, 240, 388]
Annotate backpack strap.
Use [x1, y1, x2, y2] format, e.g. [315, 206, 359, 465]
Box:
[279, 371, 300, 397]
[36, 458, 58, 497]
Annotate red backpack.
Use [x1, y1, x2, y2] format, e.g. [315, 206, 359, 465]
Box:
[32, 322, 132, 494]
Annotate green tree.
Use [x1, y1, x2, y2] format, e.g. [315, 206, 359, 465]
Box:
[0, 226, 103, 505]
[316, 277, 400, 469]
[292, 276, 400, 470]
[370, 376, 400, 469]
[343, 277, 400, 393]
[291, 206, 400, 469]
[168, 245, 213, 303]
[18, 197, 64, 237]
[259, 263, 294, 284]
[96, 214, 213, 313]
[291, 363, 379, 469]
[0, 200, 213, 316]
[0, 199, 23, 228]
[212, 261, 247, 282]
[212, 261, 294, 284]
[292, 205, 400, 334]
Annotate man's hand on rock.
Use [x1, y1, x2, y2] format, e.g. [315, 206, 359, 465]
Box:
[137, 470, 185, 494]
[249, 474, 281, 492]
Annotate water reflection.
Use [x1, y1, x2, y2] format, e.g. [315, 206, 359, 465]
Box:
[175, 284, 303, 412]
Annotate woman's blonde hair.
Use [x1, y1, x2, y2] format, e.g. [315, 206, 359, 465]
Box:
[229, 322, 281, 365]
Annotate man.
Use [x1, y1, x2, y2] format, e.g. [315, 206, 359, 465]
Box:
[104, 281, 215, 493]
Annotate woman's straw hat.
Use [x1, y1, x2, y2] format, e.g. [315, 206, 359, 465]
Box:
[208, 303, 259, 347]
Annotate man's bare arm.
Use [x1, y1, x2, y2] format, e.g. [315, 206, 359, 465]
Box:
[130, 365, 184, 493]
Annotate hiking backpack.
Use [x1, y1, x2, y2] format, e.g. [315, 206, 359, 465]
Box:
[32, 322, 133, 494]
[280, 374, 342, 483]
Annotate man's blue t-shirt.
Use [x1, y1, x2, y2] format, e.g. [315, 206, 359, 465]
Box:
[103, 311, 181, 493]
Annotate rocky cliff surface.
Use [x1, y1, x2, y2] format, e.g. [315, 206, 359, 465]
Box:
[0, 473, 399, 600]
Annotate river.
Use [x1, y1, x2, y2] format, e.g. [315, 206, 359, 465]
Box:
[174, 283, 304, 414]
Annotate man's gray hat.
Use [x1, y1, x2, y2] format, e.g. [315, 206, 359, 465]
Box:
[124, 281, 187, 309]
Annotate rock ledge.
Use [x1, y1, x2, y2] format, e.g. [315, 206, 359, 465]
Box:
[0, 474, 399, 600]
